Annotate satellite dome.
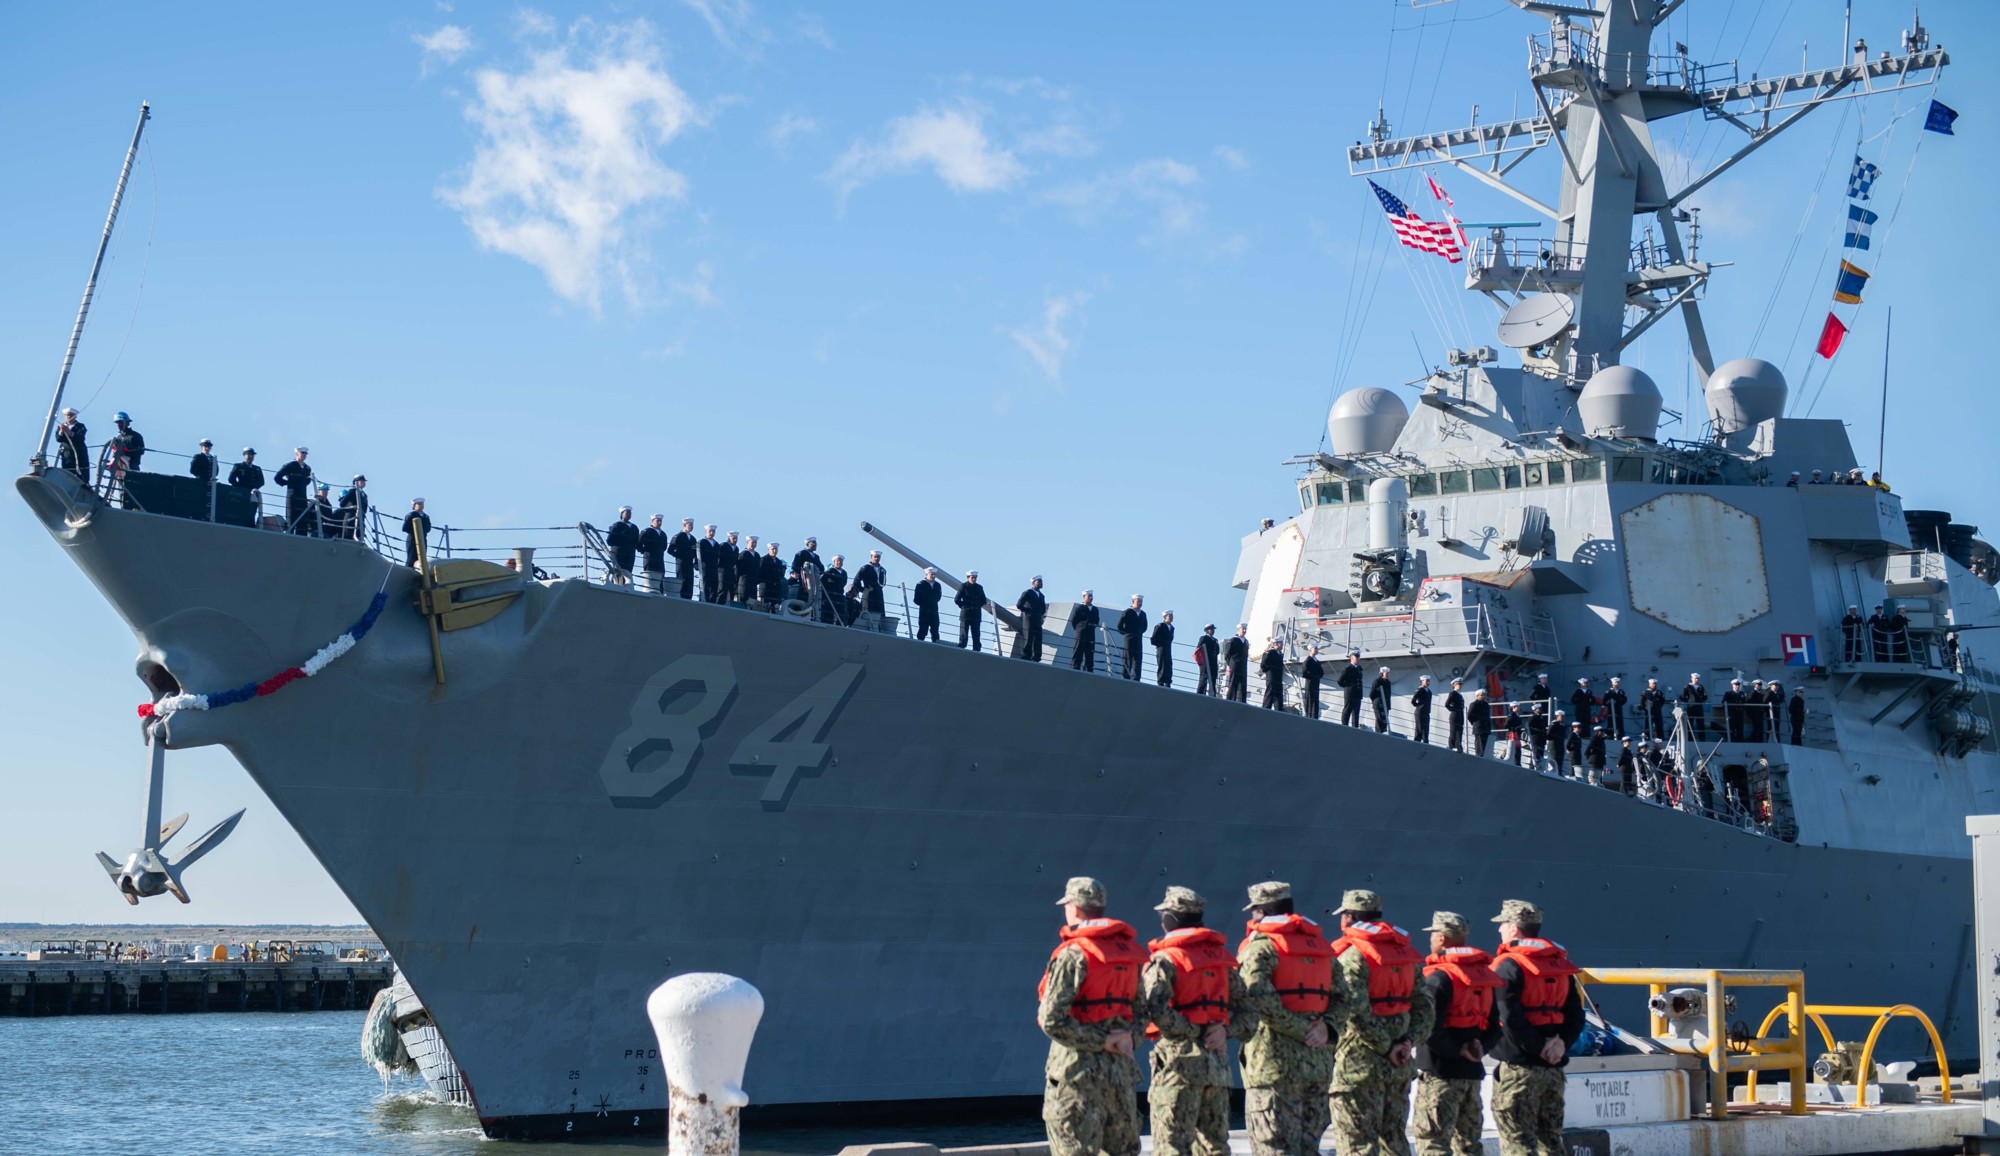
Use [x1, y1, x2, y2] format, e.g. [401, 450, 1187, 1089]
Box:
[1704, 358, 1788, 434]
[1327, 388, 1409, 456]
[1577, 365, 1663, 441]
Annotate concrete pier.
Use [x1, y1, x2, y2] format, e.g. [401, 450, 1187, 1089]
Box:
[0, 959, 393, 1016]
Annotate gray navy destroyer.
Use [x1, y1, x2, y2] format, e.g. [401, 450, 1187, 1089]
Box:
[18, 0, 1993, 1141]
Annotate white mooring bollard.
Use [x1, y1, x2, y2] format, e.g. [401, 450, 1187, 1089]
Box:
[647, 973, 766, 1156]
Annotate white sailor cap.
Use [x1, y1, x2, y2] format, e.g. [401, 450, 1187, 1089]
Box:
[1577, 677, 1589, 684]
[1032, 575, 1042, 582]
[967, 570, 979, 578]
[619, 505, 632, 514]
[413, 496, 426, 503]
[295, 445, 309, 453]
[62, 406, 77, 416]
[1419, 674, 1431, 682]
[705, 523, 716, 531]
[1536, 673, 1549, 681]
[1379, 666, 1390, 674]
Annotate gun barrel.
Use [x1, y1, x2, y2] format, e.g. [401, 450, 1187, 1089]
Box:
[859, 521, 1023, 632]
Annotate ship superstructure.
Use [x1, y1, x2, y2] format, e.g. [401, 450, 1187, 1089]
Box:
[17, 0, 1994, 1141]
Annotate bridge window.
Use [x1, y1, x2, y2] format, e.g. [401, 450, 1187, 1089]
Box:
[1472, 467, 1501, 493]
[1408, 473, 1438, 497]
[1348, 481, 1369, 502]
[1439, 470, 1470, 494]
[1314, 482, 1343, 505]
[1612, 456, 1646, 482]
[1545, 462, 1566, 484]
[1570, 458, 1602, 483]
[1502, 465, 1523, 489]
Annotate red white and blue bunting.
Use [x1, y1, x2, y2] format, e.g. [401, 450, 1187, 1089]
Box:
[137, 590, 389, 720]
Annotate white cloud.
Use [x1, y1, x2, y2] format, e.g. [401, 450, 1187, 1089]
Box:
[768, 111, 821, 149]
[1212, 144, 1249, 171]
[1016, 120, 1095, 159]
[414, 24, 474, 73]
[440, 18, 702, 311]
[1043, 158, 1203, 242]
[1009, 291, 1089, 382]
[680, 0, 768, 53]
[827, 105, 1026, 202]
[791, 11, 834, 49]
[671, 260, 719, 307]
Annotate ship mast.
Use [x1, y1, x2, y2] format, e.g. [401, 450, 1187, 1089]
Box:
[1346, 1, 1947, 386]
[31, 101, 150, 471]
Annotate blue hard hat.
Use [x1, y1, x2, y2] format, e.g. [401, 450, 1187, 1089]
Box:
[114, 410, 130, 421]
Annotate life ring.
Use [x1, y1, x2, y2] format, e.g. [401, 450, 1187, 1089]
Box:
[782, 599, 813, 618]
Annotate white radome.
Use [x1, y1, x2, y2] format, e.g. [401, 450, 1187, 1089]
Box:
[1704, 357, 1788, 434]
[1577, 364, 1664, 441]
[1327, 387, 1409, 457]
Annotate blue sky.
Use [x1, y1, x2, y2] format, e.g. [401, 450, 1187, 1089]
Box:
[2, 0, 1993, 923]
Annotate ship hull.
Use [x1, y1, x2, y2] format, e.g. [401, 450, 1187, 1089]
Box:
[20, 480, 1977, 1139]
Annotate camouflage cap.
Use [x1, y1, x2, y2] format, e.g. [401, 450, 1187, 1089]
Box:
[1244, 880, 1292, 909]
[1058, 876, 1107, 907]
[1154, 886, 1206, 915]
[1492, 898, 1544, 924]
[1338, 888, 1383, 914]
[1422, 911, 1469, 935]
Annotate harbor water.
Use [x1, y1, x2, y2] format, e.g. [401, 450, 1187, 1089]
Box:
[0, 1011, 1043, 1155]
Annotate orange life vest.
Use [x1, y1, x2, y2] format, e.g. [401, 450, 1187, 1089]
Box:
[1493, 938, 1579, 1027]
[1424, 946, 1502, 1030]
[1242, 914, 1337, 1015]
[1334, 921, 1422, 1017]
[1144, 927, 1234, 1038]
[1038, 919, 1147, 1024]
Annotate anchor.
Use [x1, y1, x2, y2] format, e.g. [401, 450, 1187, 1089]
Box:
[94, 722, 244, 905]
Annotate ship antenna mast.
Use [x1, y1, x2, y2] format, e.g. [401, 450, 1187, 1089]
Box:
[31, 101, 150, 472]
[1344, 1, 1948, 383]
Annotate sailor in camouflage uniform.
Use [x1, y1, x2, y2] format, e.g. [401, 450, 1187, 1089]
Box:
[1488, 900, 1583, 1156]
[1236, 881, 1341, 1156]
[1410, 912, 1501, 1156]
[1328, 889, 1435, 1156]
[1039, 876, 1146, 1156]
[1139, 886, 1255, 1156]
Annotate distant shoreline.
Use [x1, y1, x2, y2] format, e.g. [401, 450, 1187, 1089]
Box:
[1, 923, 377, 950]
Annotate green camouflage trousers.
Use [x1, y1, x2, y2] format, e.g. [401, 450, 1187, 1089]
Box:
[1245, 1082, 1332, 1156]
[1149, 1080, 1232, 1156]
[1409, 1073, 1484, 1156]
[1044, 1073, 1141, 1156]
[1491, 1064, 1566, 1156]
[1328, 1072, 1415, 1156]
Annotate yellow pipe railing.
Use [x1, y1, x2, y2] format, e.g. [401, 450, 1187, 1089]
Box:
[1579, 966, 1810, 1118]
[1746, 1004, 1952, 1108]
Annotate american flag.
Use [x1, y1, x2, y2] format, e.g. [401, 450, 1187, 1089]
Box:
[1369, 179, 1463, 262]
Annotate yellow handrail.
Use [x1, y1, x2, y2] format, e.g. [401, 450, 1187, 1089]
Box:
[1740, 1002, 1950, 1108]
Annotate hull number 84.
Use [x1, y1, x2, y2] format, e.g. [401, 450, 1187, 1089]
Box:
[598, 656, 865, 809]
